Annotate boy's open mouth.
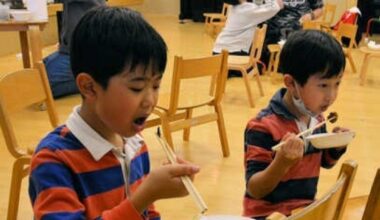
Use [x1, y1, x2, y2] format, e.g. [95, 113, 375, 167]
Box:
[133, 117, 147, 126]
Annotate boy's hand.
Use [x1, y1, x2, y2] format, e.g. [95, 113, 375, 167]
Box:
[332, 126, 350, 133]
[332, 126, 350, 150]
[275, 133, 304, 168]
[130, 160, 200, 212]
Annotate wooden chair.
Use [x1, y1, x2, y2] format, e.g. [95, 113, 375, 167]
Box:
[322, 4, 337, 27]
[302, 20, 322, 30]
[267, 160, 358, 220]
[343, 168, 380, 220]
[203, 3, 230, 38]
[227, 24, 266, 108]
[334, 23, 358, 73]
[107, 0, 143, 6]
[346, 0, 357, 9]
[0, 62, 59, 220]
[362, 168, 380, 220]
[148, 50, 230, 157]
[303, 4, 336, 31]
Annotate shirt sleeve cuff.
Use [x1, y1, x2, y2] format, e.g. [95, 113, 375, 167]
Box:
[102, 199, 142, 220]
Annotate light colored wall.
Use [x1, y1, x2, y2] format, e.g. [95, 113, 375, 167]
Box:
[0, 0, 179, 57]
[0, 0, 353, 56]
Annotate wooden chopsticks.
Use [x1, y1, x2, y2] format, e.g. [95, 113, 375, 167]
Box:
[155, 128, 208, 214]
[272, 114, 338, 151]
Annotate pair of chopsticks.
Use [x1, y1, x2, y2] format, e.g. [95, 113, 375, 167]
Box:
[272, 112, 338, 151]
[155, 128, 208, 214]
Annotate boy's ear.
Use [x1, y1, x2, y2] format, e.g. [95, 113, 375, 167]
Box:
[283, 74, 296, 93]
[76, 73, 97, 99]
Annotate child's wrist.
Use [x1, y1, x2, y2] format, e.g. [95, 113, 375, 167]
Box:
[272, 156, 293, 174]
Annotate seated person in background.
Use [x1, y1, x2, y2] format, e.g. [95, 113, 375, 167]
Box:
[212, 0, 283, 77]
[260, 0, 324, 68]
[29, 7, 200, 220]
[243, 30, 349, 219]
[44, 0, 105, 98]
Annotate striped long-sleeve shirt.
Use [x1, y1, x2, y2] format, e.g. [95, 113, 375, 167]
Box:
[243, 88, 346, 218]
[29, 106, 159, 220]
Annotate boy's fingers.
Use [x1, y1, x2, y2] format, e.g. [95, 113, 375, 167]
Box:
[162, 159, 171, 165]
[175, 157, 188, 164]
[333, 126, 350, 133]
[332, 126, 341, 133]
[282, 132, 295, 141]
[169, 164, 200, 177]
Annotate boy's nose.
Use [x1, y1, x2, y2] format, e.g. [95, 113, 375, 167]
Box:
[326, 89, 338, 103]
[142, 90, 157, 109]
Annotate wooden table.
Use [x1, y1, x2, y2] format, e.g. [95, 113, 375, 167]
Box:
[359, 46, 380, 85]
[47, 3, 63, 16]
[0, 20, 47, 68]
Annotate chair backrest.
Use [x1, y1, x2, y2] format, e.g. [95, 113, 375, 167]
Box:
[249, 24, 267, 64]
[302, 20, 321, 30]
[287, 160, 358, 220]
[0, 62, 59, 158]
[221, 3, 229, 16]
[346, 0, 357, 9]
[167, 50, 228, 115]
[107, 0, 143, 6]
[335, 23, 358, 50]
[322, 3, 337, 26]
[363, 168, 380, 220]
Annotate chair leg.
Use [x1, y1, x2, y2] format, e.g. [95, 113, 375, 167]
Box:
[360, 53, 370, 86]
[347, 52, 357, 73]
[214, 104, 230, 157]
[241, 69, 255, 108]
[252, 65, 264, 97]
[160, 114, 174, 150]
[7, 157, 30, 220]
[210, 74, 216, 96]
[183, 109, 193, 141]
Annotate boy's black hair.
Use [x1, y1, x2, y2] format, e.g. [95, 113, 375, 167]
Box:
[223, 0, 240, 6]
[70, 6, 167, 89]
[279, 30, 346, 86]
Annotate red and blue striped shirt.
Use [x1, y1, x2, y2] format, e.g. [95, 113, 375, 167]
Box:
[29, 106, 159, 220]
[243, 88, 346, 218]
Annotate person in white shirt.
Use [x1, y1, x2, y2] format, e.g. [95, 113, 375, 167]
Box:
[213, 0, 283, 57]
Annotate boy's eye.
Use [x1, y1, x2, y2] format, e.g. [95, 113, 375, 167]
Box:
[130, 87, 143, 92]
[153, 84, 161, 90]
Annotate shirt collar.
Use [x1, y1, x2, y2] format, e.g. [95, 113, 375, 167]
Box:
[268, 88, 297, 120]
[66, 105, 116, 161]
[268, 88, 322, 122]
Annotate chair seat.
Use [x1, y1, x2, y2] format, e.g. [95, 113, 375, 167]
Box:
[228, 55, 250, 65]
[203, 13, 226, 20]
[156, 92, 214, 111]
[342, 195, 368, 220]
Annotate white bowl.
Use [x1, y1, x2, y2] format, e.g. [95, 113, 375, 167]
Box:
[10, 10, 31, 21]
[198, 215, 252, 220]
[368, 44, 380, 51]
[306, 131, 355, 149]
[367, 40, 380, 50]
